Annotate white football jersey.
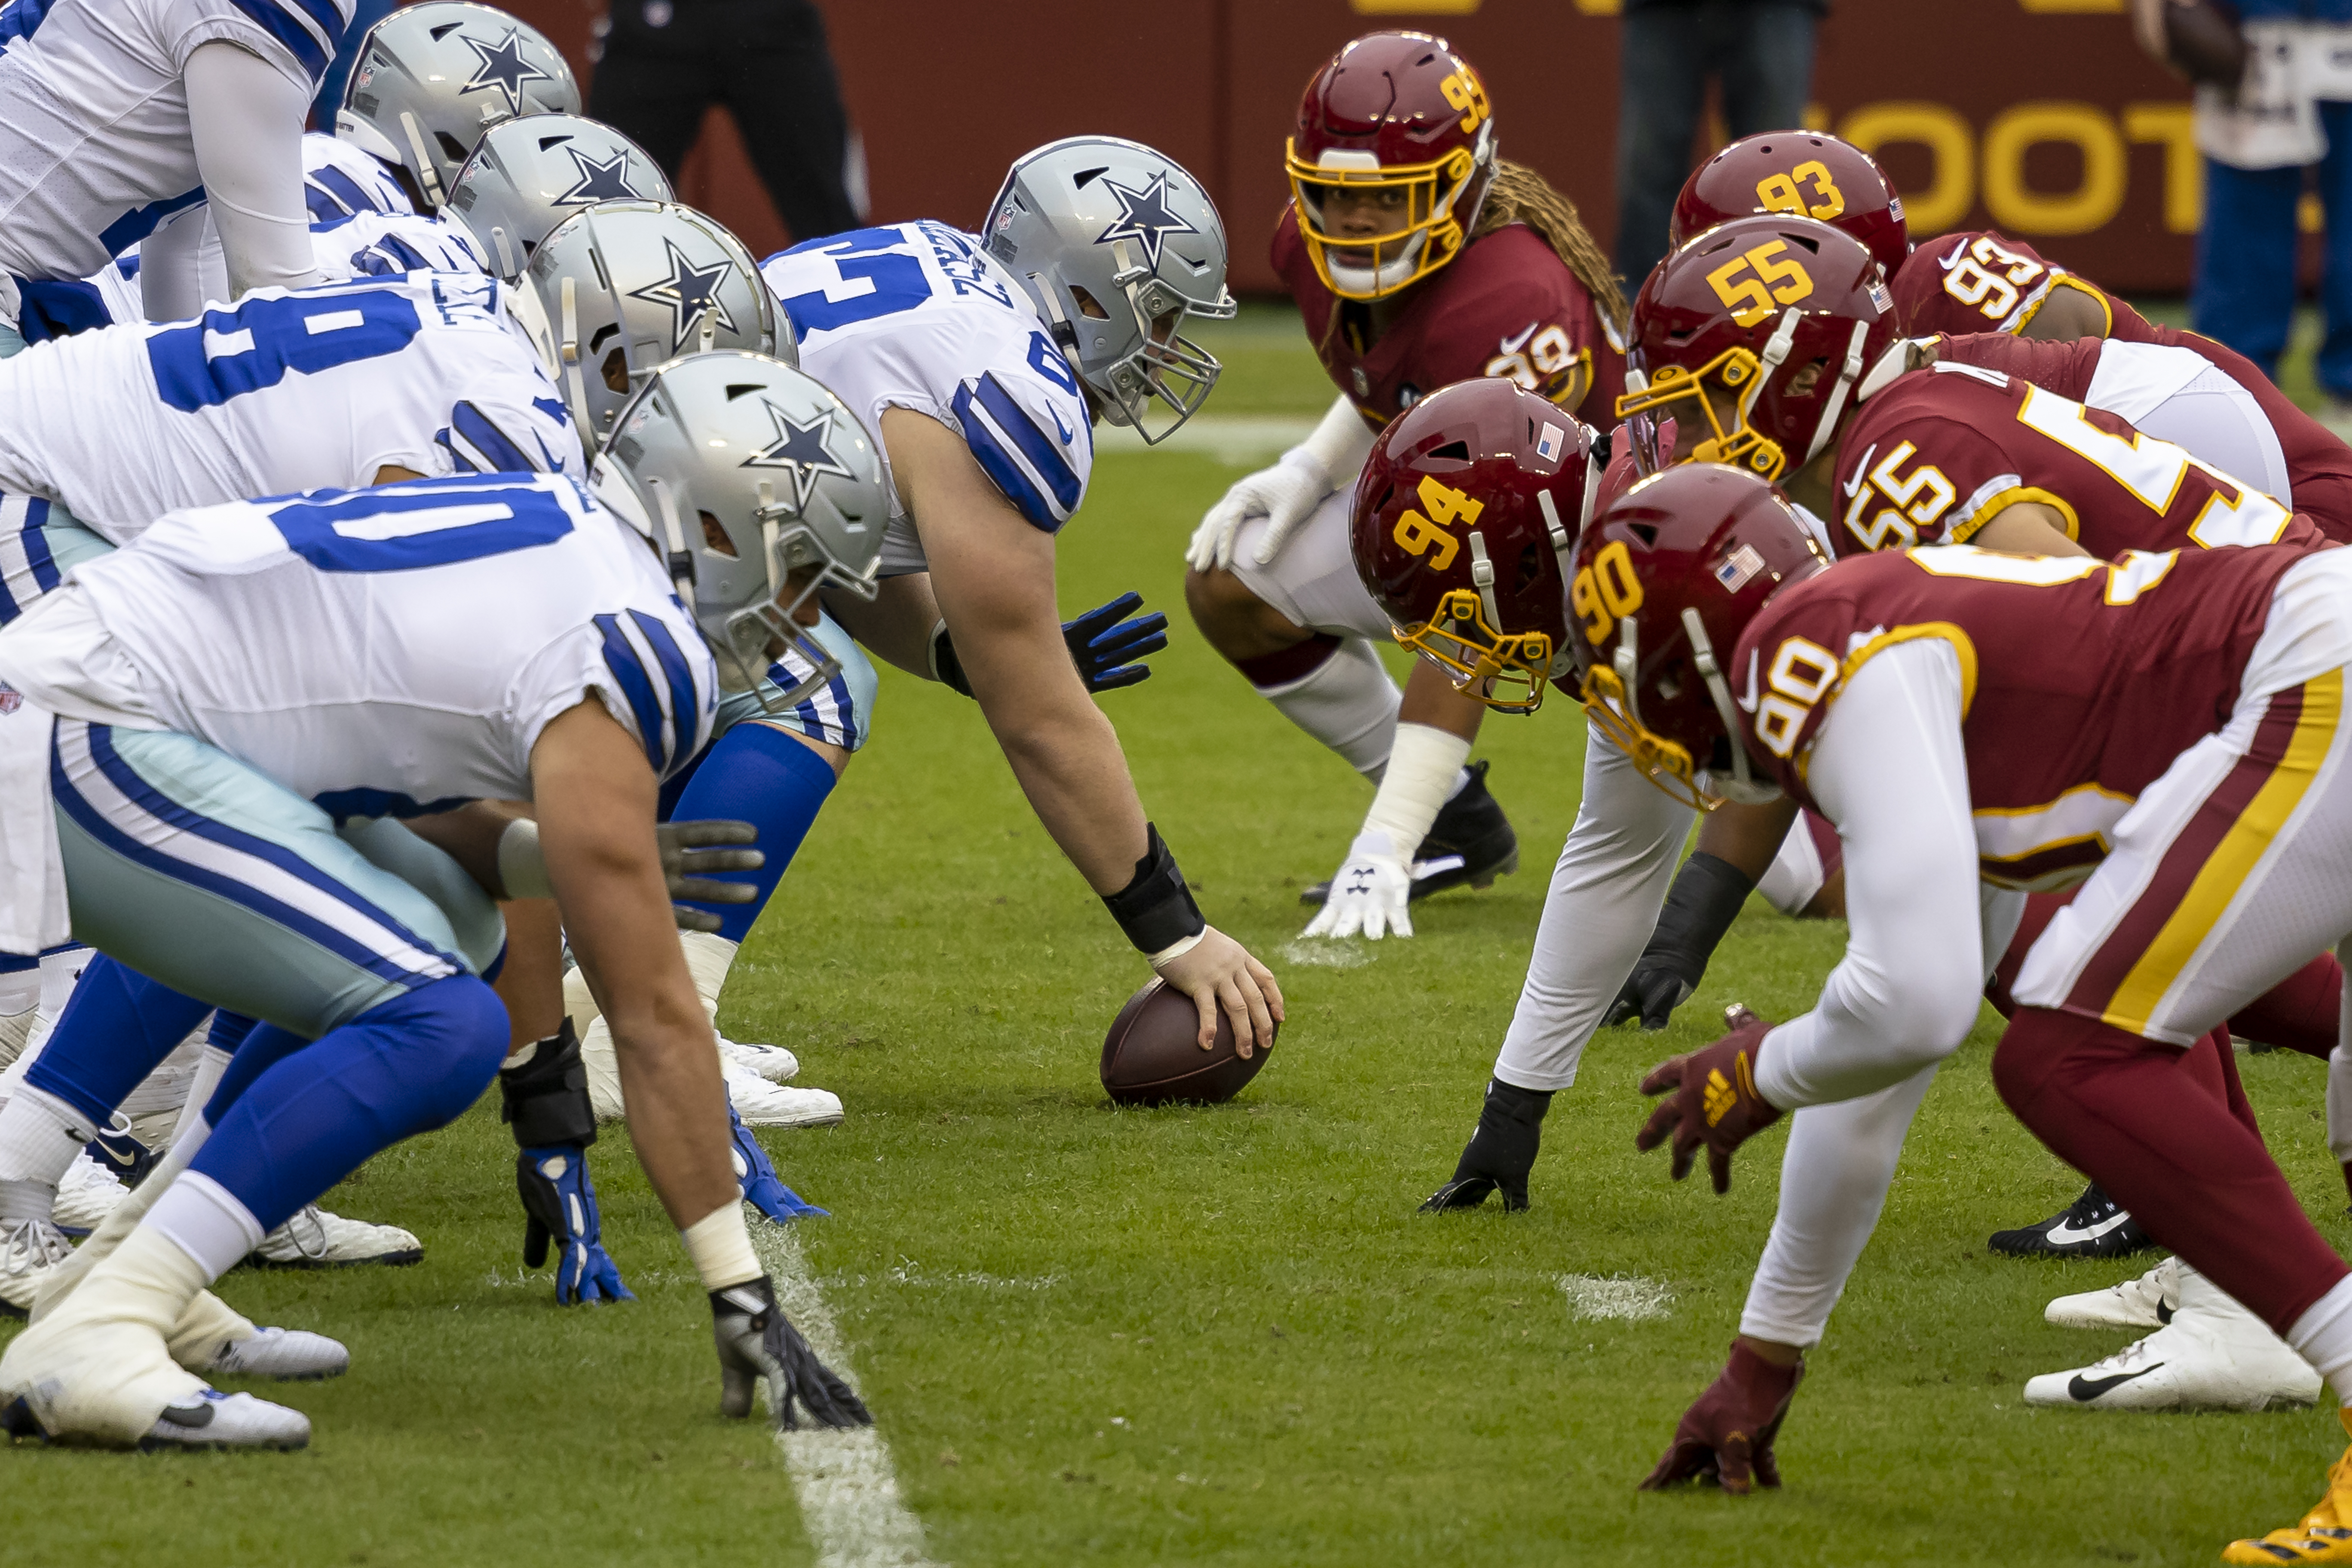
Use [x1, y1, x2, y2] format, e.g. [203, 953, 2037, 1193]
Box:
[0, 0, 355, 282]
[0, 271, 573, 542]
[60, 474, 716, 811]
[302, 132, 410, 226]
[760, 220, 1093, 573]
[309, 209, 487, 283]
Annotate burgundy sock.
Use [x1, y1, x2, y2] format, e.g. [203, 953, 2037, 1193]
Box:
[1994, 1006, 2347, 1333]
[1234, 632, 1342, 689]
[2227, 949, 2345, 1061]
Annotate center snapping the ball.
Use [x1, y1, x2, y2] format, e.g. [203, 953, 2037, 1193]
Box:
[1099, 978, 1277, 1106]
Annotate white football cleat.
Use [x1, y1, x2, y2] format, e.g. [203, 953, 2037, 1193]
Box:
[248, 1205, 422, 1269]
[53, 1152, 128, 1234]
[2025, 1265, 2320, 1411]
[2046, 1255, 2182, 1332]
[723, 1060, 842, 1128]
[141, 1387, 310, 1450]
[0, 1217, 73, 1319]
[195, 1326, 350, 1382]
[717, 1033, 800, 1083]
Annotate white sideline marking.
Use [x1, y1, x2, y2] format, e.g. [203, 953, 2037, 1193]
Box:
[1277, 939, 1373, 970]
[1093, 414, 1318, 464]
[751, 1223, 943, 1568]
[1557, 1273, 1675, 1322]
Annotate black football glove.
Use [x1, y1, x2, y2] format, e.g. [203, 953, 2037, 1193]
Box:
[1421, 1078, 1554, 1212]
[658, 819, 764, 934]
[1605, 852, 1755, 1030]
[711, 1276, 873, 1430]
[1061, 591, 1168, 694]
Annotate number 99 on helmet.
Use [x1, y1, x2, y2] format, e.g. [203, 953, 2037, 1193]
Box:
[589, 351, 884, 710]
[1350, 377, 1597, 714]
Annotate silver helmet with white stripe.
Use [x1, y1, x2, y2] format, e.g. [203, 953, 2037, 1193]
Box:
[335, 3, 579, 211]
[590, 352, 882, 706]
[523, 201, 781, 457]
[982, 136, 1235, 443]
[449, 115, 673, 281]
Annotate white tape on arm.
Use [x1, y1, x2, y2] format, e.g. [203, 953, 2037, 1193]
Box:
[1361, 723, 1472, 858]
[681, 1200, 763, 1291]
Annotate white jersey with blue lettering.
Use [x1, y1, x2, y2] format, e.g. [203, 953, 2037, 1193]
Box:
[0, 271, 572, 542]
[760, 220, 1093, 574]
[6, 473, 717, 813]
[302, 132, 410, 226]
[0, 0, 354, 282]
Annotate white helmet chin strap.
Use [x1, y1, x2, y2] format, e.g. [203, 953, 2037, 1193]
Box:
[1613, 614, 1642, 725]
[646, 474, 695, 602]
[1804, 319, 1874, 468]
[1681, 605, 1767, 801]
[558, 275, 593, 447]
[398, 111, 446, 208]
[1467, 530, 1501, 631]
[1537, 487, 1575, 576]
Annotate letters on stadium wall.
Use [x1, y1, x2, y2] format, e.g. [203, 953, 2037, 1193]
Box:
[508, 0, 2205, 295]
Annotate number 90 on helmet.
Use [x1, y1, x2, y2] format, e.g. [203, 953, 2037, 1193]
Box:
[1569, 463, 1826, 811]
[1351, 377, 1597, 715]
[589, 351, 885, 710]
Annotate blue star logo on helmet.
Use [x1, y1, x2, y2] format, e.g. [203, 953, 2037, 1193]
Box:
[554, 146, 642, 207]
[626, 239, 740, 352]
[743, 401, 853, 510]
[459, 28, 553, 118]
[1093, 172, 1196, 269]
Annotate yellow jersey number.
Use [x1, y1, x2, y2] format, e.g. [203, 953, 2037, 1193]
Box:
[1754, 160, 1846, 223]
[1571, 539, 1645, 647]
[1440, 70, 1490, 135]
[1707, 240, 1815, 329]
[1393, 474, 1484, 573]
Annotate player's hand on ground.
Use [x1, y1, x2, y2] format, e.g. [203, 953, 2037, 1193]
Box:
[1604, 959, 1694, 1030]
[1185, 451, 1329, 573]
[1638, 1341, 1804, 1494]
[657, 819, 764, 932]
[730, 1109, 828, 1223]
[1152, 925, 1283, 1057]
[516, 1146, 636, 1305]
[1634, 1005, 1784, 1194]
[1063, 591, 1168, 694]
[1301, 833, 1412, 940]
[710, 1276, 873, 1430]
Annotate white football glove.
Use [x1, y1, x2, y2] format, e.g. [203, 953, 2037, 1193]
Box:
[1301, 830, 1415, 941]
[1185, 448, 1331, 574]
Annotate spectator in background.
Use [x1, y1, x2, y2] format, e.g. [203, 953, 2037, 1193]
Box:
[1612, 0, 1827, 288]
[590, 0, 860, 245]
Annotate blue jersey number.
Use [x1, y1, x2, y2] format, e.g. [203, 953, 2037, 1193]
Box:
[772, 228, 931, 336]
[147, 287, 423, 413]
[266, 479, 574, 573]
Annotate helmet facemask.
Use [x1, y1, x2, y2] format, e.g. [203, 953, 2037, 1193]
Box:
[1036, 262, 1230, 444]
[1399, 586, 1557, 715]
[1285, 129, 1492, 302]
[1616, 346, 1786, 481]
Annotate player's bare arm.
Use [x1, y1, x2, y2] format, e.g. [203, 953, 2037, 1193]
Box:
[2018, 285, 2110, 342]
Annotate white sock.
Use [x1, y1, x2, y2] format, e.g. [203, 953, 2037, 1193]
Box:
[2288, 1274, 2352, 1404]
[1254, 636, 1400, 778]
[0, 962, 37, 1017]
[562, 962, 602, 1034]
[144, 1170, 264, 1281]
[0, 1084, 98, 1188]
[678, 929, 737, 1022]
[24, 944, 91, 1059]
[168, 1044, 232, 1150]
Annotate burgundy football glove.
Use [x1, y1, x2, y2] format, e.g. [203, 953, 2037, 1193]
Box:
[1638, 1340, 1805, 1494]
[1634, 1005, 1783, 1194]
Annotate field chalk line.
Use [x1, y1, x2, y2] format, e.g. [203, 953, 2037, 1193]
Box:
[752, 1222, 943, 1568]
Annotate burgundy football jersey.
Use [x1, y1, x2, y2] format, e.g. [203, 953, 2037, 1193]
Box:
[1830, 364, 2324, 560]
[1271, 210, 1625, 434]
[1733, 543, 2318, 886]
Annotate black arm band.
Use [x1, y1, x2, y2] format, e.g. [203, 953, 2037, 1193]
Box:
[928, 622, 974, 699]
[1641, 851, 1756, 983]
[498, 1018, 597, 1149]
[1102, 824, 1206, 954]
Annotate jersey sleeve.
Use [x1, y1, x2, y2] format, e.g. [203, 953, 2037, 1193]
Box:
[516, 605, 715, 788]
[945, 356, 1092, 533]
[1424, 227, 1601, 409]
[1933, 332, 2102, 401]
[1891, 230, 2065, 339]
[153, 0, 355, 91]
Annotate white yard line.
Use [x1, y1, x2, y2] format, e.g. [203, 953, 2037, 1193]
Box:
[1092, 413, 1318, 463]
[752, 1222, 943, 1568]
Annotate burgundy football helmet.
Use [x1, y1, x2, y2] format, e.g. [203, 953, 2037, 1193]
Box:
[1670, 132, 1909, 278]
[1570, 464, 1827, 810]
[1616, 214, 1899, 483]
[1351, 377, 1597, 714]
[1286, 31, 1498, 301]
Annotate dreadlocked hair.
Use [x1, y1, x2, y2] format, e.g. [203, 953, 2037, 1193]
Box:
[1473, 158, 1629, 334]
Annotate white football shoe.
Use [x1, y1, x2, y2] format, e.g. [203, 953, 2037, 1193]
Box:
[52, 1152, 128, 1234]
[248, 1204, 422, 1269]
[0, 1216, 73, 1319]
[717, 1033, 800, 1083]
[723, 1059, 842, 1128]
[139, 1387, 311, 1450]
[2046, 1255, 2183, 1332]
[2025, 1265, 2320, 1411]
[194, 1326, 350, 1382]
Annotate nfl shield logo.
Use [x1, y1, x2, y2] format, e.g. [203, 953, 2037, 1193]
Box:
[0, 682, 20, 716]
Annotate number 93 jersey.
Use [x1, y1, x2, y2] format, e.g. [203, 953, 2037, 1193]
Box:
[760, 221, 1093, 573]
[24, 473, 716, 814]
[0, 270, 570, 542]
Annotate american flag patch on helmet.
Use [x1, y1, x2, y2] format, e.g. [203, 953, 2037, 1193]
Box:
[1715, 544, 1765, 593]
[1535, 422, 1565, 462]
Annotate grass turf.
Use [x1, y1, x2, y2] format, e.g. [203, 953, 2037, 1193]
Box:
[8, 304, 2351, 1568]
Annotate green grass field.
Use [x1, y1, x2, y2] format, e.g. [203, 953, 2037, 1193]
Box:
[9, 305, 2352, 1568]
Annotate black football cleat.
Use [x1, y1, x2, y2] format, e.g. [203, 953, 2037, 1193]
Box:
[1304, 760, 1521, 906]
[1988, 1181, 2156, 1259]
[1421, 1078, 1552, 1213]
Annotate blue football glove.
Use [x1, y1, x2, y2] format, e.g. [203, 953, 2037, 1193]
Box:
[730, 1110, 827, 1222]
[1063, 591, 1168, 694]
[517, 1146, 636, 1305]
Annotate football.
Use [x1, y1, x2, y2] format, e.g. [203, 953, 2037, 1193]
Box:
[1099, 978, 1277, 1106]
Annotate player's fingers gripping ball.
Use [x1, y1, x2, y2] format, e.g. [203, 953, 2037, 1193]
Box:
[1634, 1005, 1783, 1193]
[1638, 1341, 1805, 1495]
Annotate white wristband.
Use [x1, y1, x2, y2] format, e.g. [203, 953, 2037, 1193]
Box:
[1299, 390, 1376, 485]
[496, 816, 554, 901]
[1148, 926, 1210, 970]
[1362, 723, 1472, 859]
[680, 1200, 762, 1291]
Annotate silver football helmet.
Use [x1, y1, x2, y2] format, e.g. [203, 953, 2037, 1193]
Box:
[982, 136, 1235, 443]
[335, 3, 579, 210]
[590, 352, 883, 707]
[449, 115, 674, 280]
[524, 201, 781, 457]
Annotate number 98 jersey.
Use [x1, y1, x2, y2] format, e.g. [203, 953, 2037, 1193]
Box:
[0, 270, 570, 543]
[760, 221, 1094, 573]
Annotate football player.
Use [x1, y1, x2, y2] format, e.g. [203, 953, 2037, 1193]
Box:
[1667, 129, 1910, 277]
[0, 358, 873, 1448]
[1571, 464, 2352, 1559]
[1182, 32, 1629, 940]
[446, 113, 674, 280]
[753, 135, 1282, 1053]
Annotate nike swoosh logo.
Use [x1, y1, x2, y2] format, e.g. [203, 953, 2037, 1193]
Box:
[1050, 406, 1074, 443]
[2045, 1210, 2135, 1246]
[2068, 1362, 2164, 1401]
[90, 1141, 139, 1169]
[1500, 322, 1538, 355]
[1842, 444, 1876, 498]
[1938, 238, 1969, 273]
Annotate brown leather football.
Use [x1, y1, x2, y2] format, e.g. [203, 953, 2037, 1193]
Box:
[2166, 0, 2247, 86]
[1099, 977, 1277, 1106]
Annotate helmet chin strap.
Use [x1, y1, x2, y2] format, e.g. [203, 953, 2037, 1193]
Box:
[1681, 605, 1767, 802]
[1803, 319, 1874, 469]
[1613, 614, 1642, 726]
[398, 111, 445, 208]
[645, 475, 695, 603]
[1467, 529, 1502, 632]
[559, 275, 593, 445]
[1537, 487, 1575, 573]
[489, 225, 520, 281]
